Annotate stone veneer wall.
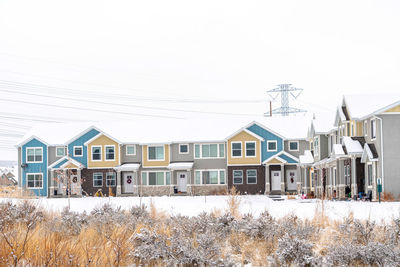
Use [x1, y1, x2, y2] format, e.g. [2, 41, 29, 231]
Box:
[191, 185, 228, 195]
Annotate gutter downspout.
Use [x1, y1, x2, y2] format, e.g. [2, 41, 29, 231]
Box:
[374, 116, 384, 192]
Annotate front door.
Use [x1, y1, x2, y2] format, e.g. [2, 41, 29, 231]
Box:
[70, 174, 81, 195]
[286, 170, 297, 191]
[271, 171, 281, 191]
[123, 172, 135, 193]
[178, 172, 187, 192]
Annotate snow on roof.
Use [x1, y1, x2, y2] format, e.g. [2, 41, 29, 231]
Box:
[343, 94, 400, 120]
[311, 112, 335, 134]
[342, 136, 363, 154]
[167, 162, 194, 170]
[17, 115, 313, 146]
[299, 150, 314, 164]
[333, 144, 345, 157]
[114, 163, 141, 171]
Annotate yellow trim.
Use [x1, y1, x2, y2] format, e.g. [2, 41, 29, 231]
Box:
[87, 134, 119, 168]
[63, 163, 79, 169]
[227, 130, 261, 165]
[385, 104, 400, 113]
[266, 158, 284, 164]
[142, 144, 170, 167]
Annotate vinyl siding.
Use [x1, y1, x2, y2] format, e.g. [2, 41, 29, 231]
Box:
[227, 130, 261, 165]
[142, 144, 170, 167]
[68, 128, 100, 167]
[87, 134, 120, 168]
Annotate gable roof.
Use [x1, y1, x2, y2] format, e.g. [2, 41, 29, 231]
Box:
[225, 128, 265, 141]
[262, 151, 299, 164]
[361, 143, 379, 163]
[343, 94, 400, 120]
[16, 135, 49, 147]
[83, 131, 121, 146]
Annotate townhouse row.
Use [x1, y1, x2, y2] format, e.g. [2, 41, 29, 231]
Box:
[16, 95, 400, 200]
[16, 117, 309, 197]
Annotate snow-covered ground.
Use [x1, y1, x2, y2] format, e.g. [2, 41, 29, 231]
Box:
[2, 195, 400, 223]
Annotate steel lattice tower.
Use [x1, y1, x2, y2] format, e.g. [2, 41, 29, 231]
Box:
[265, 84, 307, 116]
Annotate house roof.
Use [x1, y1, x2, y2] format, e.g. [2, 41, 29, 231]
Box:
[311, 112, 336, 135]
[299, 150, 314, 164]
[342, 136, 363, 155]
[343, 94, 400, 120]
[17, 115, 313, 146]
[361, 143, 379, 163]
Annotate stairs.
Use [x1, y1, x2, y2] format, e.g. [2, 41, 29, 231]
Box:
[268, 191, 284, 201]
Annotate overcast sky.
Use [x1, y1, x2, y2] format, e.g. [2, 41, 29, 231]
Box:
[0, 0, 399, 161]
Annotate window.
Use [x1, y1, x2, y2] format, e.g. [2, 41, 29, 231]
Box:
[26, 147, 43, 163]
[233, 170, 243, 184]
[289, 141, 299, 151]
[73, 146, 83, 157]
[105, 145, 115, 160]
[148, 146, 164, 160]
[367, 164, 373, 186]
[93, 173, 103, 187]
[179, 144, 189, 154]
[371, 119, 376, 139]
[27, 173, 43, 188]
[194, 170, 225, 185]
[106, 172, 116, 187]
[147, 172, 166, 185]
[245, 142, 256, 157]
[364, 121, 368, 136]
[126, 145, 136, 155]
[194, 144, 225, 158]
[56, 147, 65, 157]
[92, 146, 102, 161]
[314, 137, 319, 156]
[247, 170, 257, 184]
[166, 172, 171, 185]
[142, 172, 147, 185]
[232, 142, 242, 157]
[333, 168, 337, 186]
[267, 141, 277, 152]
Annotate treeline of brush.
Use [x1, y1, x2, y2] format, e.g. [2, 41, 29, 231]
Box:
[0, 201, 400, 267]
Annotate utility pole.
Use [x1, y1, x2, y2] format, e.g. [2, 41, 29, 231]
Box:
[265, 84, 307, 116]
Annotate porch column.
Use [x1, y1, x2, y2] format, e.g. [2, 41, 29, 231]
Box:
[296, 165, 301, 194]
[280, 164, 285, 192]
[116, 170, 121, 196]
[351, 157, 357, 198]
[49, 170, 55, 197]
[265, 165, 270, 194]
[77, 169, 82, 196]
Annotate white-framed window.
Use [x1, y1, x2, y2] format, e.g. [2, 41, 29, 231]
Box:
[106, 172, 116, 187]
[73, 146, 83, 157]
[92, 146, 102, 161]
[267, 140, 277, 152]
[148, 146, 164, 161]
[105, 145, 115, 161]
[194, 169, 226, 185]
[56, 147, 65, 157]
[371, 119, 376, 139]
[288, 141, 299, 151]
[141, 171, 171, 186]
[233, 170, 243, 184]
[364, 121, 368, 136]
[93, 173, 103, 187]
[194, 144, 225, 159]
[246, 169, 257, 184]
[26, 147, 43, 163]
[231, 142, 242, 157]
[367, 163, 373, 186]
[333, 167, 337, 186]
[314, 137, 319, 156]
[245, 141, 256, 157]
[179, 144, 189, 154]
[27, 173, 43, 188]
[126, 145, 136, 156]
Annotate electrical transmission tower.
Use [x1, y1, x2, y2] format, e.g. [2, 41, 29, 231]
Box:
[264, 84, 307, 116]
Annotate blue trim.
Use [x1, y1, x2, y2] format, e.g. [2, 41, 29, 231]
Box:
[21, 138, 48, 196]
[67, 128, 100, 167]
[279, 154, 298, 164]
[52, 158, 68, 169]
[246, 124, 283, 162]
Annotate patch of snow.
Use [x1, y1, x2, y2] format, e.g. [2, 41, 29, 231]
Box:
[299, 150, 314, 164]
[343, 136, 363, 154]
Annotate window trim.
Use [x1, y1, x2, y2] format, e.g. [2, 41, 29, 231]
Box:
[73, 146, 83, 157]
[126, 145, 136, 156]
[288, 141, 299, 152]
[371, 119, 377, 140]
[367, 163, 373, 187]
[246, 169, 257, 184]
[104, 145, 116, 161]
[194, 143, 225, 159]
[26, 147, 43, 163]
[93, 172, 103, 187]
[194, 169, 226, 185]
[147, 145, 165, 161]
[231, 141, 242, 158]
[364, 121, 368, 137]
[26, 173, 43, 189]
[179, 144, 189, 154]
[266, 140, 278, 152]
[141, 171, 171, 186]
[91, 145, 102, 161]
[245, 141, 257, 158]
[56, 146, 65, 157]
[233, 170, 243, 185]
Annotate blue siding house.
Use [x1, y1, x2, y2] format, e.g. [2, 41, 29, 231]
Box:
[246, 123, 284, 161]
[67, 128, 100, 167]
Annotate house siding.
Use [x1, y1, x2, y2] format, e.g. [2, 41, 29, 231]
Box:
[120, 145, 142, 164]
[87, 134, 120, 168]
[285, 140, 308, 158]
[228, 165, 265, 194]
[81, 168, 117, 196]
[227, 130, 261, 165]
[67, 128, 100, 167]
[170, 143, 194, 162]
[246, 123, 283, 162]
[21, 138, 48, 196]
[142, 144, 170, 167]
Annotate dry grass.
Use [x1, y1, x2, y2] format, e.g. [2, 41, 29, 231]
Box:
[0, 186, 35, 198]
[382, 192, 395, 202]
[226, 186, 241, 218]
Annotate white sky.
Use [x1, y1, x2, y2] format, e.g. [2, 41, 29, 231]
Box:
[0, 0, 399, 160]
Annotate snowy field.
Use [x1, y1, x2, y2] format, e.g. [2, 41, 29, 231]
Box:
[2, 195, 400, 223]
